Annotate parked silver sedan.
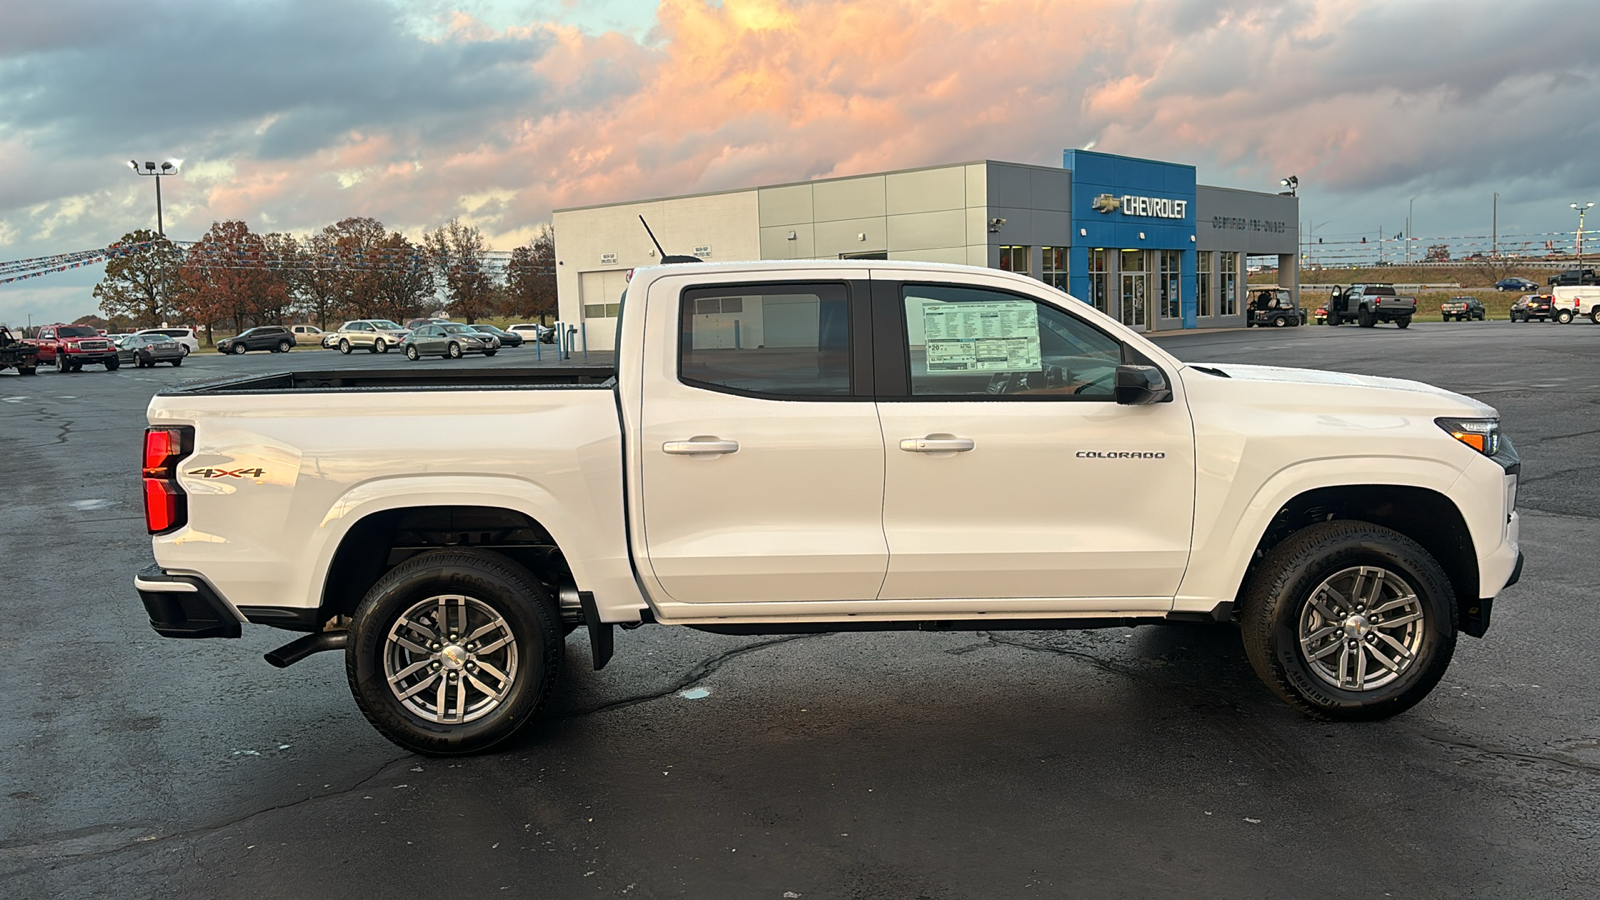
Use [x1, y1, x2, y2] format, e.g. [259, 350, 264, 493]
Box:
[115, 333, 186, 368]
[400, 322, 499, 360]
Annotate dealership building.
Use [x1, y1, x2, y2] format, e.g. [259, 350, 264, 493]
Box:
[552, 149, 1299, 348]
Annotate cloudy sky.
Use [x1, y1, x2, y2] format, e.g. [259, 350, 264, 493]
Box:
[3, 0, 1599, 326]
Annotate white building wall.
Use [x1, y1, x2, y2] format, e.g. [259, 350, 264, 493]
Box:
[554, 191, 760, 351]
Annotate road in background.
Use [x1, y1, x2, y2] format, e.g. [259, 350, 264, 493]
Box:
[2, 323, 1595, 898]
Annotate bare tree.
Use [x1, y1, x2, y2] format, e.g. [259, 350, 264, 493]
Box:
[93, 230, 183, 327]
[507, 224, 557, 323]
[424, 218, 496, 323]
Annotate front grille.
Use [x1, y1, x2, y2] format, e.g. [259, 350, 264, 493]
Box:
[78, 341, 109, 351]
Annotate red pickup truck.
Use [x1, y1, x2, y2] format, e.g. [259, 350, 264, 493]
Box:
[26, 324, 120, 372]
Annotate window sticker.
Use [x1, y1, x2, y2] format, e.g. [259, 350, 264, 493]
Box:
[921, 300, 1041, 373]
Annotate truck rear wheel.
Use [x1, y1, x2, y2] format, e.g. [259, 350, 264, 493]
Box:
[346, 549, 562, 755]
[1556, 309, 1573, 324]
[1241, 520, 1456, 721]
[1396, 317, 1411, 329]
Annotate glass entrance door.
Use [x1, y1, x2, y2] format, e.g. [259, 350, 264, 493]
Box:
[1119, 250, 1149, 331]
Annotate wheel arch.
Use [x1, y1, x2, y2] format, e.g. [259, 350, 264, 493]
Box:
[1241, 484, 1478, 632]
[317, 503, 580, 628]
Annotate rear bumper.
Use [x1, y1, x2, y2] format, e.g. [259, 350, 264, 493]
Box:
[134, 564, 243, 638]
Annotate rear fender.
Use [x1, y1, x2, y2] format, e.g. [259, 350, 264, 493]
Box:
[308, 475, 643, 623]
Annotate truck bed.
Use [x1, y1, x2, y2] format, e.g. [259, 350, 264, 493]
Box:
[158, 366, 617, 395]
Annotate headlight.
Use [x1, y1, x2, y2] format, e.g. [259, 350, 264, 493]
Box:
[1435, 417, 1501, 456]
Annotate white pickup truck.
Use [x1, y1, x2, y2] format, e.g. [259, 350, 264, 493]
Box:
[135, 260, 1523, 755]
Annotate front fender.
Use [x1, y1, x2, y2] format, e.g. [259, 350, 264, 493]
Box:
[1175, 455, 1466, 612]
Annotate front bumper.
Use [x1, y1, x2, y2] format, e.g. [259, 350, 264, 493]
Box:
[64, 350, 118, 362]
[135, 564, 242, 638]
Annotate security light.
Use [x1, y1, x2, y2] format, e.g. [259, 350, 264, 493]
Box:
[988, 217, 1006, 233]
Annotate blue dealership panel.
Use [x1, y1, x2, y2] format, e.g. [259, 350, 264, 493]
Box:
[1062, 149, 1198, 327]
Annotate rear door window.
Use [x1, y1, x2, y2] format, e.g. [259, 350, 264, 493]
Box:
[679, 283, 852, 398]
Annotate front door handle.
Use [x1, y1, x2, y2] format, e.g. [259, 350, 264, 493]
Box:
[899, 436, 975, 453]
[663, 438, 740, 457]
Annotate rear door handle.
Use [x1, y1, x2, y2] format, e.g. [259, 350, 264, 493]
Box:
[899, 437, 975, 453]
[663, 439, 740, 456]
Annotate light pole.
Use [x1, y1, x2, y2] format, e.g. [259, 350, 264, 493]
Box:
[128, 159, 181, 236]
[1279, 175, 1298, 196]
[1406, 196, 1416, 264]
[1572, 202, 1594, 275]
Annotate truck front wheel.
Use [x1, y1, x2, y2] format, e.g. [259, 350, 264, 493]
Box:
[1358, 309, 1376, 328]
[1241, 521, 1456, 721]
[346, 549, 563, 756]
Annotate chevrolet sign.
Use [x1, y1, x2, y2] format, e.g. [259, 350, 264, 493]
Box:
[1092, 193, 1188, 220]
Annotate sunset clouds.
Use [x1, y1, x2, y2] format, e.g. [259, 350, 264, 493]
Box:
[3, 0, 1599, 323]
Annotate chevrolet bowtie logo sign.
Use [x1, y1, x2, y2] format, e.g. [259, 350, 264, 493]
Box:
[1091, 193, 1189, 219]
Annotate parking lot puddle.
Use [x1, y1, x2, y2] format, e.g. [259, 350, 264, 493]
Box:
[678, 688, 711, 700]
[69, 499, 113, 510]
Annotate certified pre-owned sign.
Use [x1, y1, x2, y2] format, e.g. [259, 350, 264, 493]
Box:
[1092, 193, 1188, 220]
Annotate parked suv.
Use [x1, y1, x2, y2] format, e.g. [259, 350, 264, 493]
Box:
[1509, 295, 1554, 322]
[1440, 296, 1485, 321]
[136, 327, 199, 356]
[218, 326, 295, 355]
[333, 320, 411, 354]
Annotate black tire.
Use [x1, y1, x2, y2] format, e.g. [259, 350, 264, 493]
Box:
[1272, 315, 1288, 327]
[375, 340, 388, 354]
[1241, 520, 1456, 721]
[232, 343, 247, 355]
[179, 345, 190, 357]
[346, 549, 563, 756]
[1556, 309, 1573, 324]
[1396, 317, 1411, 329]
[1591, 308, 1600, 324]
[1328, 311, 1341, 327]
[55, 354, 66, 373]
[405, 344, 420, 361]
[484, 349, 497, 357]
[18, 365, 36, 375]
[1358, 308, 1376, 328]
[447, 342, 462, 359]
[105, 357, 119, 371]
[277, 340, 292, 353]
[339, 339, 352, 354]
[172, 357, 182, 367]
[367, 342, 379, 354]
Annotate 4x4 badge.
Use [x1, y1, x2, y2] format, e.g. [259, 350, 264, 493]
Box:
[188, 467, 265, 479]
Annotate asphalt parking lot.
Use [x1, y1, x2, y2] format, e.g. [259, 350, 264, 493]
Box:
[2, 321, 1597, 898]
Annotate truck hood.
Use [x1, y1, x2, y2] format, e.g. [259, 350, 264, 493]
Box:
[1183, 363, 1495, 417]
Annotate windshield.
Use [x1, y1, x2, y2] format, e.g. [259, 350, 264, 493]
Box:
[58, 326, 100, 338]
[372, 321, 403, 330]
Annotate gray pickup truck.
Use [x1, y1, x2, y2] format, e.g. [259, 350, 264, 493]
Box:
[1327, 283, 1416, 328]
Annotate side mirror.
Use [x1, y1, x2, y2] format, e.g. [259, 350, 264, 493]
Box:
[1115, 364, 1171, 405]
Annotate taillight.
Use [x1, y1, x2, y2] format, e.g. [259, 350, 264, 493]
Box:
[143, 426, 193, 534]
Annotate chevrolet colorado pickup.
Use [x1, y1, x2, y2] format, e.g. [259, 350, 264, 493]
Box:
[135, 260, 1524, 755]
